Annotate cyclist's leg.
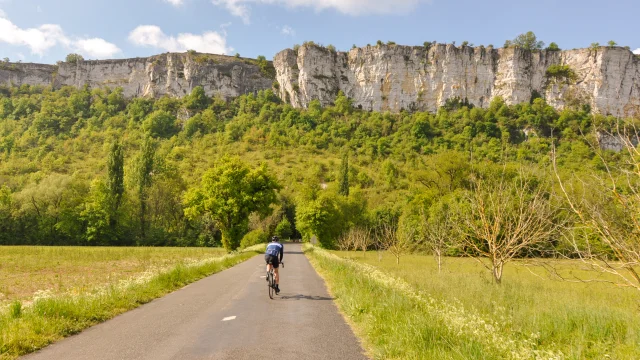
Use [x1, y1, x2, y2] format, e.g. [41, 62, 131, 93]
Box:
[274, 268, 279, 285]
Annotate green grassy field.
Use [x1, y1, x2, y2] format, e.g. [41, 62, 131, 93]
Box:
[0, 246, 227, 307]
[0, 245, 262, 360]
[307, 246, 640, 359]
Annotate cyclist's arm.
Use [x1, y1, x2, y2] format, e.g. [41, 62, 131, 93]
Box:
[279, 244, 284, 262]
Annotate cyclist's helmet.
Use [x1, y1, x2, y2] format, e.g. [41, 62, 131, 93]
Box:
[271, 236, 279, 242]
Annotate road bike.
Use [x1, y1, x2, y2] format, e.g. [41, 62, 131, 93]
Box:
[266, 261, 283, 299]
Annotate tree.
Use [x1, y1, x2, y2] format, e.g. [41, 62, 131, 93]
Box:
[184, 86, 209, 112]
[135, 137, 155, 242]
[554, 126, 640, 292]
[511, 31, 544, 51]
[590, 42, 600, 51]
[607, 40, 617, 48]
[458, 172, 562, 284]
[107, 141, 125, 227]
[546, 42, 561, 51]
[65, 53, 84, 63]
[142, 110, 178, 138]
[377, 219, 414, 265]
[183, 157, 281, 251]
[339, 152, 349, 196]
[275, 217, 293, 239]
[420, 195, 457, 272]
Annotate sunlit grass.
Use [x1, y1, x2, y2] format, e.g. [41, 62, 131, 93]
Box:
[0, 246, 227, 306]
[331, 250, 640, 359]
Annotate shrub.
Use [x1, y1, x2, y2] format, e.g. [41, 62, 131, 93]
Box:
[327, 44, 336, 53]
[272, 81, 280, 90]
[386, 41, 396, 46]
[546, 42, 561, 51]
[240, 229, 267, 249]
[461, 41, 469, 47]
[590, 42, 600, 51]
[608, 40, 617, 47]
[65, 53, 84, 64]
[187, 49, 197, 56]
[376, 40, 383, 47]
[235, 53, 240, 58]
[546, 64, 577, 82]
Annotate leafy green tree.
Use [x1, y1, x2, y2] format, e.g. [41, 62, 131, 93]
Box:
[135, 137, 156, 242]
[275, 217, 293, 239]
[107, 141, 125, 226]
[183, 157, 281, 251]
[511, 31, 544, 51]
[0, 186, 13, 244]
[590, 42, 600, 50]
[142, 110, 178, 138]
[607, 40, 617, 47]
[339, 152, 349, 196]
[184, 86, 209, 112]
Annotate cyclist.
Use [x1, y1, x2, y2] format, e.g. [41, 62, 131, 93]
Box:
[265, 236, 284, 294]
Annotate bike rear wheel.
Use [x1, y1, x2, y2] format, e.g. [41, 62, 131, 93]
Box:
[267, 271, 274, 299]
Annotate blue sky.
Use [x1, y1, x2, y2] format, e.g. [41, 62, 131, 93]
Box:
[0, 0, 638, 64]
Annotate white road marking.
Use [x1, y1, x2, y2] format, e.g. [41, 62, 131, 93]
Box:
[260, 276, 266, 278]
[222, 316, 237, 322]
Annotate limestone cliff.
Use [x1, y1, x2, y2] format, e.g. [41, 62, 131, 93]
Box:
[273, 44, 640, 118]
[0, 53, 273, 99]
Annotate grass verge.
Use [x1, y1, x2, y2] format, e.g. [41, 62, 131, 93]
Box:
[304, 245, 562, 360]
[0, 245, 264, 360]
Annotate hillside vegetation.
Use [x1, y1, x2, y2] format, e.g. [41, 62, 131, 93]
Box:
[0, 83, 637, 269]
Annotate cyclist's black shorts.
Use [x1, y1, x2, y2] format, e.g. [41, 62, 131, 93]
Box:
[265, 254, 280, 268]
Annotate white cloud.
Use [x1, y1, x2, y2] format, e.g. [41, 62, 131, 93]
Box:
[164, 0, 184, 6]
[129, 25, 232, 54]
[634, 48, 640, 55]
[74, 38, 122, 58]
[0, 11, 120, 58]
[281, 25, 295, 36]
[212, 0, 428, 24]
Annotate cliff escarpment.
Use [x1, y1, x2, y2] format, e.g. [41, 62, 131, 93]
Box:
[0, 53, 273, 100]
[273, 44, 640, 118]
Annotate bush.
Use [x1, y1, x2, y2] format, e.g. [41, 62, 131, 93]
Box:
[65, 53, 84, 64]
[240, 229, 267, 249]
[546, 64, 577, 82]
[546, 42, 561, 51]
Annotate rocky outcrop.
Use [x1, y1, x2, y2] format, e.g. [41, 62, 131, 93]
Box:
[273, 44, 640, 118]
[0, 53, 273, 100]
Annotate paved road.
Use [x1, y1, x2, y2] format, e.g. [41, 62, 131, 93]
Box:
[23, 243, 368, 360]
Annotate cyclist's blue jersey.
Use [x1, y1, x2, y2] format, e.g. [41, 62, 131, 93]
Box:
[266, 242, 283, 260]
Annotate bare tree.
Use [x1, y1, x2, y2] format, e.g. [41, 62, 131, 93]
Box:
[420, 199, 455, 273]
[337, 227, 372, 256]
[377, 220, 414, 265]
[459, 173, 562, 284]
[553, 125, 640, 291]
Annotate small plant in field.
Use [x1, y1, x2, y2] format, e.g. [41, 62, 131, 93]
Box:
[9, 300, 22, 318]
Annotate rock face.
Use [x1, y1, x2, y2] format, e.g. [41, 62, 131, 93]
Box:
[0, 53, 273, 100]
[273, 44, 640, 118]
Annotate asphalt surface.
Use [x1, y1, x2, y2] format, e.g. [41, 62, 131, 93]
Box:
[22, 243, 368, 360]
